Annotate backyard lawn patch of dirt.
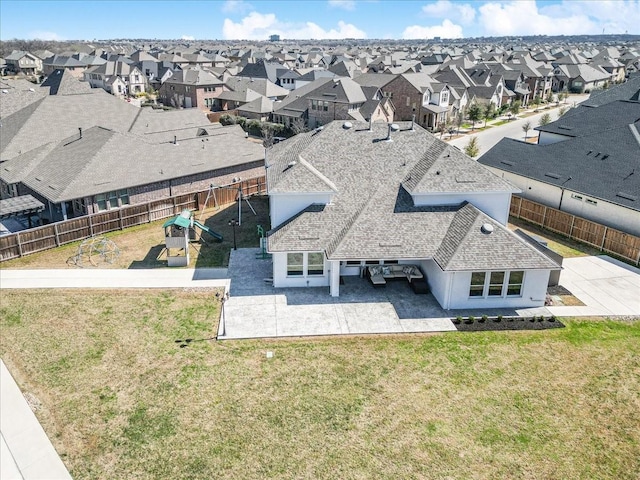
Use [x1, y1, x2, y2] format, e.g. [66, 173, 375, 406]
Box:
[547, 285, 586, 306]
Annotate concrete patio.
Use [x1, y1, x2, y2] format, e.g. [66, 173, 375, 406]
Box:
[219, 249, 547, 339]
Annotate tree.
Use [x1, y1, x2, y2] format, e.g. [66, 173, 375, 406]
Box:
[522, 121, 532, 141]
[560, 91, 569, 104]
[532, 95, 541, 110]
[509, 100, 521, 117]
[437, 120, 447, 139]
[261, 123, 275, 148]
[467, 103, 482, 130]
[483, 103, 495, 128]
[558, 106, 568, 118]
[464, 137, 480, 158]
[455, 112, 463, 135]
[546, 91, 554, 104]
[539, 112, 552, 126]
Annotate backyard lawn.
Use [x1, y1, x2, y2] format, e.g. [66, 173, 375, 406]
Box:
[1, 289, 639, 480]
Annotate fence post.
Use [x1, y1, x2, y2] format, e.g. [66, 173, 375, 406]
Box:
[54, 223, 60, 247]
[173, 195, 177, 214]
[147, 201, 152, 223]
[569, 215, 575, 239]
[88, 214, 94, 237]
[16, 232, 23, 258]
[517, 196, 522, 218]
[118, 208, 124, 231]
[600, 226, 607, 251]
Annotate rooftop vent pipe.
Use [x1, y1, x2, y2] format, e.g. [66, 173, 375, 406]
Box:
[79, 127, 82, 139]
[386, 123, 399, 141]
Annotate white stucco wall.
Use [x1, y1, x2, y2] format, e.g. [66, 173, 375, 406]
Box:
[269, 192, 332, 229]
[412, 191, 513, 225]
[489, 169, 640, 237]
[422, 259, 551, 310]
[447, 269, 551, 310]
[272, 252, 330, 288]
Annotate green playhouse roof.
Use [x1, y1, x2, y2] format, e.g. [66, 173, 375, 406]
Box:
[163, 212, 192, 229]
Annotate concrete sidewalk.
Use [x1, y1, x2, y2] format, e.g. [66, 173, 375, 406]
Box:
[1, 360, 72, 480]
[0, 268, 230, 290]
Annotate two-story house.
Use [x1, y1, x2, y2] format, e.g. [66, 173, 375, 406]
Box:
[5, 51, 42, 76]
[158, 67, 226, 110]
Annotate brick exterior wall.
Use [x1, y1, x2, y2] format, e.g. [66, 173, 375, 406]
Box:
[159, 83, 227, 111]
[308, 101, 353, 128]
[384, 76, 426, 127]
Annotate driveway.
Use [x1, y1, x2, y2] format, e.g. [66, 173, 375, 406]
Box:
[547, 256, 640, 317]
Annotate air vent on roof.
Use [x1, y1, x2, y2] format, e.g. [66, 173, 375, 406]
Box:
[481, 223, 494, 234]
[379, 242, 402, 247]
[544, 172, 560, 179]
[558, 126, 572, 130]
[501, 160, 514, 166]
[342, 121, 353, 129]
[601, 154, 609, 160]
[616, 192, 637, 201]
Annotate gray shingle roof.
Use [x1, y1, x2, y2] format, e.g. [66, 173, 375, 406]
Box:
[582, 76, 640, 107]
[2, 124, 264, 203]
[433, 203, 559, 271]
[266, 121, 552, 270]
[479, 120, 640, 212]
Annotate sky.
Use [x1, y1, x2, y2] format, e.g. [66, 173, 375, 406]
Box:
[1, 0, 639, 42]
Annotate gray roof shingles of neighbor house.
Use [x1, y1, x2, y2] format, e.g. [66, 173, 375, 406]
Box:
[266, 120, 558, 270]
[478, 111, 640, 213]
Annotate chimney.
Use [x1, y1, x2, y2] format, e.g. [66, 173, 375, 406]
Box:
[79, 127, 82, 139]
[411, 114, 415, 131]
[368, 117, 373, 131]
[385, 123, 399, 142]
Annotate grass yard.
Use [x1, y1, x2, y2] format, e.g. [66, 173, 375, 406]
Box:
[508, 216, 602, 258]
[1, 196, 270, 269]
[1, 289, 639, 479]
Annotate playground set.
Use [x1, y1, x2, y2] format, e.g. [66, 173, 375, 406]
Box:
[163, 210, 222, 266]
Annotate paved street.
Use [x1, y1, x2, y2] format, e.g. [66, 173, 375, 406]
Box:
[447, 94, 590, 157]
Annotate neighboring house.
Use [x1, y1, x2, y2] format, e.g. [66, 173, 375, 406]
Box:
[383, 73, 450, 130]
[551, 64, 611, 93]
[478, 93, 640, 236]
[0, 124, 264, 222]
[5, 51, 42, 76]
[265, 120, 559, 310]
[158, 67, 226, 110]
[84, 61, 147, 95]
[42, 54, 101, 78]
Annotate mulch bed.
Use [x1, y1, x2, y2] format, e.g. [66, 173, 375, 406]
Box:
[453, 316, 565, 332]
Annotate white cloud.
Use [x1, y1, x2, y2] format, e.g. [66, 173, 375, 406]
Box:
[422, 1, 475, 25]
[328, 0, 356, 10]
[221, 0, 253, 14]
[181, 35, 195, 41]
[538, 0, 640, 35]
[402, 19, 464, 39]
[222, 12, 366, 40]
[29, 30, 63, 41]
[478, 0, 596, 36]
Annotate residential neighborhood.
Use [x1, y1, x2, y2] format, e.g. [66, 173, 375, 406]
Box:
[1, 5, 639, 478]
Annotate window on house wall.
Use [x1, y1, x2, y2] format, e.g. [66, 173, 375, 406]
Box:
[585, 198, 598, 206]
[469, 272, 486, 297]
[96, 193, 107, 212]
[488, 271, 505, 296]
[507, 271, 524, 296]
[322, 101, 329, 111]
[108, 191, 119, 209]
[307, 252, 324, 275]
[287, 253, 304, 276]
[406, 96, 410, 107]
[119, 189, 130, 205]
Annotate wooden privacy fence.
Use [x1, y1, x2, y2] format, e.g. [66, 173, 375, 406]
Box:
[0, 176, 266, 262]
[510, 196, 640, 266]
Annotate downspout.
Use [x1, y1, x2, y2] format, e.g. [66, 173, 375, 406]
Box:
[558, 176, 572, 211]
